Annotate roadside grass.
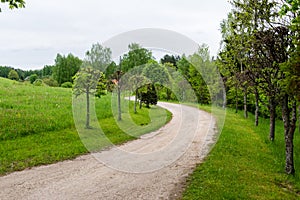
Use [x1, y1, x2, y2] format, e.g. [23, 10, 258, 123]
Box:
[0, 78, 171, 175]
[183, 107, 300, 199]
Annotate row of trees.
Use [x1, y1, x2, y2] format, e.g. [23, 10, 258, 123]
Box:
[73, 42, 219, 128]
[218, 0, 299, 174]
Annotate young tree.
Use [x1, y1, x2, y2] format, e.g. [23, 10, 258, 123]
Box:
[85, 43, 112, 72]
[73, 66, 104, 128]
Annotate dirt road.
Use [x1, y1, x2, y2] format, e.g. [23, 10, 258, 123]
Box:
[0, 102, 217, 200]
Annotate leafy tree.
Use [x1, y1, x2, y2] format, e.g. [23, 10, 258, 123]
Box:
[279, 0, 300, 174]
[8, 69, 19, 81]
[73, 65, 104, 128]
[52, 53, 82, 86]
[42, 65, 54, 77]
[85, 43, 112, 71]
[120, 43, 153, 113]
[160, 54, 180, 70]
[138, 84, 158, 108]
[0, 66, 12, 78]
[0, 0, 25, 12]
[142, 60, 169, 86]
[219, 0, 298, 174]
[121, 43, 153, 73]
[104, 61, 117, 79]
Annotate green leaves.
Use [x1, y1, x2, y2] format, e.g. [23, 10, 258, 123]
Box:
[73, 66, 104, 97]
[85, 43, 112, 72]
[121, 43, 152, 73]
[0, 0, 25, 12]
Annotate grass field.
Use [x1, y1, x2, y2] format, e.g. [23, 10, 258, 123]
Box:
[0, 78, 171, 175]
[183, 106, 300, 199]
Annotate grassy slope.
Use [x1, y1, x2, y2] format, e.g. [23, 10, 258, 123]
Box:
[183, 106, 300, 199]
[0, 78, 171, 175]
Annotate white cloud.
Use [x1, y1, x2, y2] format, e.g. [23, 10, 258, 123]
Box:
[0, 0, 231, 70]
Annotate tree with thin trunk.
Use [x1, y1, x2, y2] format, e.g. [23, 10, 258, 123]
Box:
[73, 66, 103, 129]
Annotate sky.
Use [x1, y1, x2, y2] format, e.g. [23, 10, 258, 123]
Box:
[0, 0, 231, 70]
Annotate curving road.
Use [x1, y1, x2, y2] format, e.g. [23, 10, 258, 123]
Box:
[0, 102, 217, 200]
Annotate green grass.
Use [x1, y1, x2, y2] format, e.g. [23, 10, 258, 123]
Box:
[0, 78, 171, 175]
[183, 106, 300, 199]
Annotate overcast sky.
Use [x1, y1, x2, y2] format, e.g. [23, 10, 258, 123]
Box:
[0, 0, 231, 70]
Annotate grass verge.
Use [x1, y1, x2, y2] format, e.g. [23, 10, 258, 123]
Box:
[0, 78, 171, 175]
[182, 107, 300, 199]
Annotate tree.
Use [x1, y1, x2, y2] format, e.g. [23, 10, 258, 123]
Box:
[279, 0, 300, 174]
[0, 0, 25, 12]
[95, 73, 107, 98]
[128, 74, 146, 113]
[160, 54, 180, 70]
[85, 43, 112, 71]
[8, 69, 19, 81]
[42, 65, 54, 77]
[219, 0, 299, 174]
[138, 84, 158, 108]
[52, 54, 82, 86]
[73, 65, 104, 129]
[121, 43, 153, 73]
[120, 43, 153, 113]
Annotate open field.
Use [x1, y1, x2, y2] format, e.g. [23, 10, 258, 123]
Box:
[0, 78, 171, 175]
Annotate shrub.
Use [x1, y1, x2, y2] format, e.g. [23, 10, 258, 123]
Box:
[43, 78, 59, 87]
[61, 82, 73, 88]
[29, 74, 38, 84]
[33, 79, 43, 86]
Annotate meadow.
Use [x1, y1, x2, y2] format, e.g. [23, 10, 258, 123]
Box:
[0, 77, 171, 175]
[183, 106, 300, 199]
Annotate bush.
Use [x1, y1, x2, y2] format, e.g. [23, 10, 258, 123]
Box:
[43, 78, 59, 87]
[61, 82, 73, 88]
[29, 74, 38, 84]
[33, 79, 43, 86]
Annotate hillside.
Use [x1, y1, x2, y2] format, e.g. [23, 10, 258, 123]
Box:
[0, 78, 171, 175]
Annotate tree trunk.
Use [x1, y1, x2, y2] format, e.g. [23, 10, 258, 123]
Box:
[244, 87, 248, 118]
[134, 89, 138, 114]
[86, 90, 90, 128]
[117, 84, 121, 121]
[235, 83, 238, 113]
[282, 95, 296, 175]
[255, 88, 259, 126]
[269, 98, 276, 141]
